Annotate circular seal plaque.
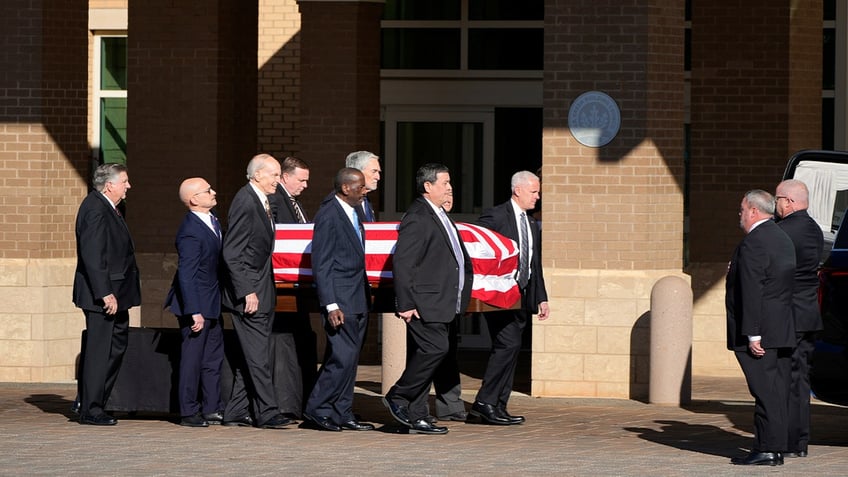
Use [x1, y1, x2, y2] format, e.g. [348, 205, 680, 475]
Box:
[567, 91, 621, 147]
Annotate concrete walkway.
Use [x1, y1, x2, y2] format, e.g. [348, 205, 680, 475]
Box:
[1, 371, 847, 476]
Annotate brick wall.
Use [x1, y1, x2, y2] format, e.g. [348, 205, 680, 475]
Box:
[687, 0, 823, 377]
[539, 0, 686, 399]
[297, 0, 382, 215]
[127, 0, 258, 326]
[258, 0, 301, 159]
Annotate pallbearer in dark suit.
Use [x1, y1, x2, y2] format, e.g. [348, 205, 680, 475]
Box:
[726, 189, 796, 466]
[383, 163, 473, 435]
[73, 163, 141, 426]
[164, 178, 225, 427]
[303, 168, 373, 432]
[268, 155, 317, 417]
[221, 154, 292, 429]
[471, 171, 550, 426]
[345, 150, 381, 222]
[775, 179, 824, 458]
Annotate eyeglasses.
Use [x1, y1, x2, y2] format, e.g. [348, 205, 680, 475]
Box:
[775, 195, 794, 203]
[193, 187, 214, 196]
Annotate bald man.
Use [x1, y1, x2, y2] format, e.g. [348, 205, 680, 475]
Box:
[775, 179, 824, 458]
[164, 178, 225, 427]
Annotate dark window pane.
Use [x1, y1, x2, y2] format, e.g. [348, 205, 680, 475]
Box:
[382, 29, 461, 69]
[101, 37, 127, 91]
[383, 0, 460, 20]
[468, 29, 543, 70]
[101, 98, 127, 164]
[824, 0, 836, 21]
[685, 0, 692, 21]
[493, 108, 542, 205]
[824, 28, 835, 90]
[396, 122, 482, 213]
[469, 0, 543, 21]
[823, 97, 834, 151]
[685, 28, 691, 71]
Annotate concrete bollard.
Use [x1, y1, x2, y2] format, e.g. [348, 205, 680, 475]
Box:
[649, 275, 693, 405]
[381, 312, 406, 395]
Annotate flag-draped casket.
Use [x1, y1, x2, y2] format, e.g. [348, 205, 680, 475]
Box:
[273, 222, 521, 309]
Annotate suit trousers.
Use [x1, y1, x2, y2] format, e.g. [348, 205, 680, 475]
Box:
[177, 316, 224, 417]
[475, 308, 528, 408]
[305, 312, 368, 423]
[225, 311, 280, 424]
[788, 332, 817, 452]
[735, 347, 793, 452]
[433, 318, 465, 417]
[272, 311, 318, 416]
[80, 309, 129, 417]
[387, 318, 453, 422]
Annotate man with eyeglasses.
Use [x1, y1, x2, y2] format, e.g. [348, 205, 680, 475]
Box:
[775, 179, 824, 459]
[726, 189, 796, 466]
[164, 178, 225, 427]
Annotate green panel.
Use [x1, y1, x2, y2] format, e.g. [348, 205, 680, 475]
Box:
[101, 98, 127, 165]
[101, 37, 127, 91]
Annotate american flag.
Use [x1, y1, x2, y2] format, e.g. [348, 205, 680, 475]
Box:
[273, 222, 521, 309]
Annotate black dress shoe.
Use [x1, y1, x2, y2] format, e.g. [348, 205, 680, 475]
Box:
[70, 400, 80, 415]
[340, 419, 375, 431]
[731, 451, 783, 466]
[436, 411, 468, 422]
[258, 414, 294, 429]
[202, 412, 224, 425]
[425, 415, 438, 424]
[180, 414, 209, 427]
[409, 419, 448, 435]
[497, 407, 525, 424]
[382, 396, 411, 427]
[785, 450, 808, 458]
[303, 413, 341, 432]
[222, 415, 254, 427]
[79, 414, 117, 426]
[469, 402, 512, 425]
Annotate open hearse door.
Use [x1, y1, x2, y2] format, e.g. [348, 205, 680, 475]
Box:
[784, 149, 848, 405]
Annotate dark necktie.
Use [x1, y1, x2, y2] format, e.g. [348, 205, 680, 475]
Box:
[290, 196, 306, 224]
[363, 196, 375, 222]
[211, 214, 222, 240]
[517, 212, 530, 289]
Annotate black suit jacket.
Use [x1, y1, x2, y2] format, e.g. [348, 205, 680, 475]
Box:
[164, 211, 223, 319]
[726, 219, 796, 350]
[311, 192, 371, 315]
[270, 183, 308, 224]
[72, 191, 141, 312]
[478, 199, 548, 313]
[777, 210, 824, 333]
[221, 184, 276, 316]
[393, 197, 473, 323]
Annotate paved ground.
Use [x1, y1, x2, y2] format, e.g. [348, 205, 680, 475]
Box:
[1, 369, 847, 476]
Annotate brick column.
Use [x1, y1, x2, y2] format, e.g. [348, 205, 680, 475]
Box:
[688, 0, 822, 376]
[298, 0, 384, 365]
[128, 0, 258, 326]
[540, 0, 687, 399]
[296, 0, 383, 213]
[0, 0, 89, 381]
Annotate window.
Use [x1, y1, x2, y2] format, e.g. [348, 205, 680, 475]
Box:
[381, 0, 543, 74]
[94, 35, 128, 165]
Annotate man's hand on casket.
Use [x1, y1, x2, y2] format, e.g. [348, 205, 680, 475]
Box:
[396, 309, 419, 323]
[328, 309, 345, 329]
